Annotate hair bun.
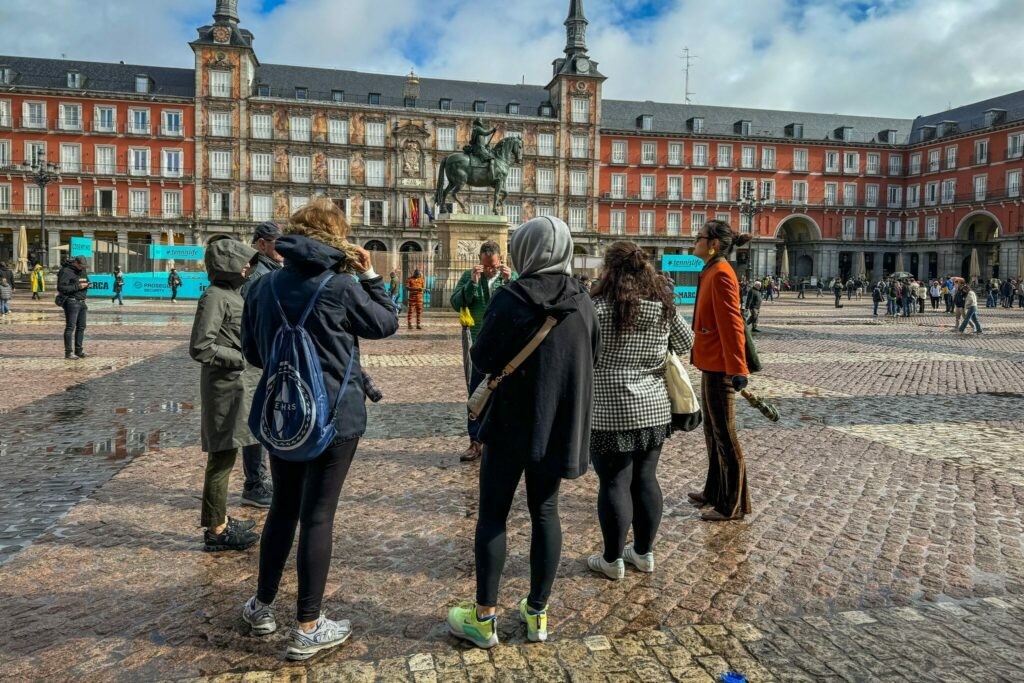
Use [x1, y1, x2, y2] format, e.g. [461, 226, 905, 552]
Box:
[734, 233, 753, 247]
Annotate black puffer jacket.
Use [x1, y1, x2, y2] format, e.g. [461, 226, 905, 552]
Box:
[57, 259, 90, 302]
[241, 235, 398, 443]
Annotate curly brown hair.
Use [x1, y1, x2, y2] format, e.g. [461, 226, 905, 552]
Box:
[286, 197, 364, 272]
[591, 241, 675, 333]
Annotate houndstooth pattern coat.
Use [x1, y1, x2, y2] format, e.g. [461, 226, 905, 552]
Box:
[592, 298, 695, 432]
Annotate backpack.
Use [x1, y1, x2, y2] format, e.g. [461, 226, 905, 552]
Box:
[248, 272, 357, 462]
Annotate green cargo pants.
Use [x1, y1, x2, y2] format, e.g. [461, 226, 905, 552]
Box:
[201, 448, 238, 528]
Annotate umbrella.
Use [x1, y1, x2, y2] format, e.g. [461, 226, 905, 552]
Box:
[969, 248, 981, 282]
[1018, 248, 1024, 280]
[780, 248, 790, 277]
[17, 224, 28, 274]
[891, 271, 913, 280]
[895, 253, 905, 273]
[167, 231, 176, 272]
[856, 251, 867, 279]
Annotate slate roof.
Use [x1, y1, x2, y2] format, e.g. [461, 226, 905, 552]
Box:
[0, 55, 194, 98]
[600, 99, 914, 145]
[255, 63, 554, 117]
[910, 88, 1024, 141]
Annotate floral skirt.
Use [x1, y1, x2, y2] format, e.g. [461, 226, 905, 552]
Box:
[590, 424, 672, 457]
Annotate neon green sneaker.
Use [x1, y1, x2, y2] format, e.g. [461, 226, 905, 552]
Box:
[447, 601, 498, 649]
[518, 598, 548, 642]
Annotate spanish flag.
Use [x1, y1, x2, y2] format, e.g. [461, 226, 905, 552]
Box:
[409, 197, 420, 228]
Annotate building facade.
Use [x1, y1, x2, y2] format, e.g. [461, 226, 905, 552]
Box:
[1, 0, 1023, 280]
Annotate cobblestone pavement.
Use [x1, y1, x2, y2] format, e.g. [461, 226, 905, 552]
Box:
[1, 291, 1023, 682]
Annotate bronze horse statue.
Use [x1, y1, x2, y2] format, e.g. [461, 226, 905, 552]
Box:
[434, 137, 523, 215]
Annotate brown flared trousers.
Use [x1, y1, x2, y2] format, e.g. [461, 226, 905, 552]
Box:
[699, 371, 751, 518]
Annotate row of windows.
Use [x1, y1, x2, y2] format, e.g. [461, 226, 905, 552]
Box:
[0, 184, 184, 218]
[0, 100, 183, 135]
[0, 140, 187, 177]
[0, 68, 154, 94]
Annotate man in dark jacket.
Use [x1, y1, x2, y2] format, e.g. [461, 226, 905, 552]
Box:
[238, 221, 283, 508]
[831, 277, 843, 308]
[57, 257, 90, 359]
[168, 268, 183, 302]
[0, 261, 14, 293]
[745, 281, 764, 331]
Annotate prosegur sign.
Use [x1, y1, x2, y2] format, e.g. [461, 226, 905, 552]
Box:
[87, 272, 209, 300]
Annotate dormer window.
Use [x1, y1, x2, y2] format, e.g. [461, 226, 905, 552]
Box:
[786, 123, 804, 139]
[473, 100, 486, 113]
[256, 84, 270, 96]
[135, 75, 151, 94]
[687, 117, 704, 133]
[67, 72, 82, 88]
[404, 97, 416, 107]
[539, 104, 553, 117]
[295, 87, 308, 100]
[984, 109, 1006, 127]
[0, 67, 11, 85]
[637, 115, 653, 131]
[879, 129, 898, 143]
[507, 102, 519, 115]
[368, 92, 381, 105]
[938, 120, 958, 137]
[918, 125, 936, 142]
[835, 126, 853, 141]
[439, 98, 452, 111]
[332, 90, 344, 102]
[735, 120, 752, 136]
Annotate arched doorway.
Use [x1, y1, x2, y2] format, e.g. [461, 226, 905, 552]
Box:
[400, 241, 423, 253]
[775, 215, 821, 280]
[955, 212, 1000, 281]
[364, 240, 388, 252]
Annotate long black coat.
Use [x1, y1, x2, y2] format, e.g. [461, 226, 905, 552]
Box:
[471, 274, 599, 480]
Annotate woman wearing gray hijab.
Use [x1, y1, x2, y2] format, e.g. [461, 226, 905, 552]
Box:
[446, 216, 600, 648]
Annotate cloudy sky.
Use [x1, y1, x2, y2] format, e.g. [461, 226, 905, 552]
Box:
[2, 0, 1022, 119]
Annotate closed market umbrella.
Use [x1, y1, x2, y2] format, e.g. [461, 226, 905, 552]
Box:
[17, 224, 29, 274]
[895, 252, 905, 274]
[780, 248, 790, 277]
[856, 251, 867, 279]
[969, 248, 981, 282]
[1018, 248, 1024, 280]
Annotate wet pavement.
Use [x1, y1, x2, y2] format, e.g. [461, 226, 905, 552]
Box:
[1, 292, 1023, 681]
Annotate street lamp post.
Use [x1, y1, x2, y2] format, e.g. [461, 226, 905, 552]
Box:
[738, 186, 767, 281]
[26, 154, 61, 268]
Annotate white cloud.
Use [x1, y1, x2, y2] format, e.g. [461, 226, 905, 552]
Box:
[2, 0, 1023, 118]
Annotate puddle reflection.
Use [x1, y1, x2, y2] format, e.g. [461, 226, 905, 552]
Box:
[46, 427, 162, 460]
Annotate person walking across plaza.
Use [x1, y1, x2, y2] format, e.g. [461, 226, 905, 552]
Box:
[111, 267, 125, 306]
[929, 280, 941, 310]
[237, 221, 284, 509]
[832, 276, 843, 308]
[871, 281, 884, 318]
[57, 257, 90, 360]
[959, 284, 983, 334]
[168, 267, 183, 302]
[240, 198, 398, 661]
[406, 269, 425, 330]
[687, 220, 752, 522]
[449, 241, 517, 462]
[189, 238, 260, 553]
[0, 277, 12, 317]
[446, 216, 598, 648]
[389, 271, 401, 308]
[31, 263, 45, 300]
[585, 241, 692, 581]
[745, 280, 763, 332]
[953, 283, 967, 330]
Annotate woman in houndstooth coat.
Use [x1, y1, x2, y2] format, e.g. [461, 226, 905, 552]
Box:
[586, 241, 694, 580]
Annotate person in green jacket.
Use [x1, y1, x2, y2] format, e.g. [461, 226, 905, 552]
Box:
[450, 240, 517, 461]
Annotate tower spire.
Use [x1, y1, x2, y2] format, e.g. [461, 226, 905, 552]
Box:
[213, 0, 240, 26]
[564, 0, 589, 56]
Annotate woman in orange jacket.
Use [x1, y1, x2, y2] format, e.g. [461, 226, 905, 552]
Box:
[688, 220, 753, 521]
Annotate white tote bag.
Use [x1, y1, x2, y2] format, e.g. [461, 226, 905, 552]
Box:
[665, 351, 702, 431]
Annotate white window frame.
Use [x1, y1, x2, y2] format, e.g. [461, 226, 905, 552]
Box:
[716, 178, 732, 202]
[0, 140, 9, 169]
[668, 142, 683, 166]
[0, 184, 10, 212]
[926, 217, 939, 240]
[760, 179, 774, 202]
[909, 153, 922, 174]
[845, 183, 860, 207]
[641, 141, 657, 165]
[974, 139, 989, 164]
[945, 145, 958, 169]
[793, 148, 808, 172]
[437, 126, 456, 151]
[692, 143, 708, 166]
[365, 121, 385, 147]
[570, 98, 590, 124]
[289, 155, 311, 183]
[928, 148, 941, 172]
[210, 112, 232, 137]
[886, 219, 901, 242]
[506, 165, 522, 192]
[162, 190, 182, 218]
[59, 186, 81, 216]
[129, 188, 149, 217]
[941, 178, 956, 204]
[716, 144, 732, 168]
[906, 184, 920, 207]
[610, 173, 626, 199]
[824, 183, 838, 206]
[129, 147, 150, 176]
[94, 106, 116, 133]
[209, 70, 232, 98]
[250, 194, 273, 222]
[572, 135, 589, 159]
[328, 158, 349, 185]
[290, 116, 311, 142]
[59, 143, 81, 173]
[791, 180, 807, 205]
[843, 151, 860, 174]
[250, 152, 272, 181]
[94, 145, 116, 175]
[506, 203, 522, 226]
[328, 119, 349, 145]
[1008, 133, 1024, 159]
[925, 182, 938, 205]
[209, 150, 231, 180]
[162, 110, 183, 136]
[538, 133, 556, 157]
[825, 151, 840, 173]
[611, 140, 627, 164]
[568, 206, 587, 233]
[251, 113, 272, 139]
[570, 169, 588, 196]
[58, 103, 82, 131]
[905, 217, 918, 242]
[365, 158, 385, 187]
[761, 146, 776, 170]
[973, 174, 987, 201]
[161, 149, 183, 178]
[841, 217, 856, 241]
[741, 145, 756, 169]
[25, 185, 41, 212]
[886, 185, 902, 208]
[866, 153, 880, 175]
[536, 168, 555, 194]
[610, 210, 626, 235]
[22, 101, 46, 129]
[639, 210, 655, 235]
[639, 174, 655, 200]
[864, 217, 878, 240]
[128, 108, 150, 135]
[690, 211, 706, 236]
[888, 154, 902, 176]
[691, 176, 707, 201]
[667, 211, 681, 235]
[1007, 169, 1022, 198]
[667, 176, 682, 201]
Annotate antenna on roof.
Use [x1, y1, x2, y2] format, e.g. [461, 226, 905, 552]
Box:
[680, 47, 698, 104]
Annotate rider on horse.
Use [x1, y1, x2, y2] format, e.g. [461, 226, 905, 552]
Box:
[465, 118, 497, 177]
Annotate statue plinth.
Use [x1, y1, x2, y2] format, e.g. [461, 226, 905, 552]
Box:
[433, 212, 511, 296]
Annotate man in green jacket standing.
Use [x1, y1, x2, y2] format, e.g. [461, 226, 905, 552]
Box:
[451, 240, 517, 461]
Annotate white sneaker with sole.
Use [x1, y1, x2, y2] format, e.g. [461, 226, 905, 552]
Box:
[623, 546, 655, 573]
[286, 615, 352, 661]
[587, 554, 625, 580]
[242, 596, 277, 635]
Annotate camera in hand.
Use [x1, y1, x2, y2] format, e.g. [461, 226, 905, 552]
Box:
[362, 373, 383, 403]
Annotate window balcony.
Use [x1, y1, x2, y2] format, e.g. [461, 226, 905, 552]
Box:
[161, 126, 184, 137]
[127, 124, 151, 135]
[58, 117, 83, 132]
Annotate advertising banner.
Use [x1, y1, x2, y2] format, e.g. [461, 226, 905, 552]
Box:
[148, 245, 205, 261]
[86, 272, 209, 300]
[673, 285, 697, 305]
[70, 237, 94, 258]
[661, 254, 704, 273]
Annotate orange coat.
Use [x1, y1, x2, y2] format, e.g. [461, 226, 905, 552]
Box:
[406, 276, 425, 303]
[690, 259, 749, 377]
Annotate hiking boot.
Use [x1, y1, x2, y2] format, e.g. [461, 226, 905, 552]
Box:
[75, 351, 87, 359]
[227, 516, 257, 533]
[242, 596, 277, 635]
[447, 601, 498, 649]
[623, 546, 655, 573]
[460, 442, 482, 462]
[286, 614, 352, 661]
[204, 525, 259, 552]
[587, 554, 625, 580]
[241, 481, 273, 508]
[518, 598, 548, 643]
[65, 353, 80, 360]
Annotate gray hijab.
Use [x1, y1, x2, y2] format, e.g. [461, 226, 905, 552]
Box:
[510, 216, 574, 276]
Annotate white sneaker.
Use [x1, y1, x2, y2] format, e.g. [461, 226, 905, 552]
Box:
[242, 596, 277, 635]
[623, 546, 655, 573]
[587, 554, 625, 580]
[286, 614, 352, 661]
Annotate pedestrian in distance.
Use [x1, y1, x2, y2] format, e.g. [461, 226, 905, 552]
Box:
[388, 271, 401, 308]
[57, 257, 90, 360]
[189, 238, 260, 554]
[952, 283, 968, 330]
[745, 281, 764, 332]
[446, 216, 599, 649]
[0, 277, 11, 317]
[449, 241, 517, 462]
[240, 197, 398, 661]
[0, 261, 14, 295]
[917, 281, 926, 314]
[238, 221, 285, 509]
[111, 267, 125, 306]
[31, 263, 45, 300]
[930, 280, 941, 310]
[406, 269, 425, 330]
[871, 282, 883, 318]
[168, 267, 183, 302]
[959, 284, 983, 334]
[832, 276, 844, 308]
[687, 220, 752, 522]
[585, 241, 693, 581]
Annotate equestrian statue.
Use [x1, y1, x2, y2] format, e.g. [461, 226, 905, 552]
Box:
[434, 118, 523, 215]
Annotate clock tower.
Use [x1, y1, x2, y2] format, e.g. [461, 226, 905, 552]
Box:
[546, 0, 605, 245]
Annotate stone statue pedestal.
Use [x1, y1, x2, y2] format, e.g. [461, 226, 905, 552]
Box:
[433, 212, 511, 300]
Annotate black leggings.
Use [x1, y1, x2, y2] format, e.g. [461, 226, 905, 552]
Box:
[592, 446, 663, 562]
[475, 446, 562, 611]
[257, 437, 358, 622]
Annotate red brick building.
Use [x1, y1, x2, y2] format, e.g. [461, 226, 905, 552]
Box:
[0, 58, 195, 269]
